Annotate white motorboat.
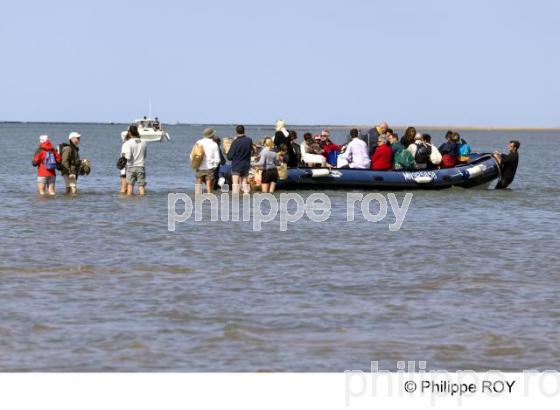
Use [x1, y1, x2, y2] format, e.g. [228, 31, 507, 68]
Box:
[121, 117, 170, 142]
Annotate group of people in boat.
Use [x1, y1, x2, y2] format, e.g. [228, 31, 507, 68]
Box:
[275, 121, 474, 171]
[191, 120, 521, 194]
[138, 116, 161, 131]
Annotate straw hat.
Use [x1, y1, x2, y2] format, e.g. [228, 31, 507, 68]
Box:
[203, 128, 216, 138]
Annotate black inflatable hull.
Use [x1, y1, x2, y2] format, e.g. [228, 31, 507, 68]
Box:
[221, 154, 501, 191]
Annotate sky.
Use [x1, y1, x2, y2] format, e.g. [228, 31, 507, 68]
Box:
[1, 0, 559, 126]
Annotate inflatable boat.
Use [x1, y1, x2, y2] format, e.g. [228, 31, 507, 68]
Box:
[220, 153, 503, 191]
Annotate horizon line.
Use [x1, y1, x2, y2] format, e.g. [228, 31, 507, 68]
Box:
[1, 120, 559, 132]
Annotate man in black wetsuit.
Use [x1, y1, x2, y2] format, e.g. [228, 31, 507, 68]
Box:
[493, 140, 520, 189]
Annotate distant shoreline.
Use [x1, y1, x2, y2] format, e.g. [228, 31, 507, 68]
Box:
[0, 121, 558, 132]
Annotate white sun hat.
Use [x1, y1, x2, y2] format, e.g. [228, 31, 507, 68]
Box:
[68, 131, 81, 140]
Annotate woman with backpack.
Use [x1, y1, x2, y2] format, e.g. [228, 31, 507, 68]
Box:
[32, 135, 61, 196]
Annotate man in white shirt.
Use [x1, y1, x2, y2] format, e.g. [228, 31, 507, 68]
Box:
[195, 128, 221, 193]
[339, 128, 371, 169]
[122, 132, 148, 196]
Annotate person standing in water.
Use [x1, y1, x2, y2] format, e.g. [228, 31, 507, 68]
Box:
[32, 135, 61, 196]
[121, 125, 148, 196]
[119, 128, 133, 194]
[494, 140, 520, 189]
[194, 128, 220, 194]
[227, 125, 253, 194]
[60, 132, 82, 194]
[255, 137, 280, 193]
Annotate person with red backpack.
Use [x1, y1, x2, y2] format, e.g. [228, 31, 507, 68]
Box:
[32, 135, 61, 195]
[438, 131, 459, 168]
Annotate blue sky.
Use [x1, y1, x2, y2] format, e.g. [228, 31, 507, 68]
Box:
[1, 0, 559, 126]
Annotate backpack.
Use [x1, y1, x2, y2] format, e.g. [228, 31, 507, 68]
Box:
[393, 149, 415, 170]
[189, 142, 205, 170]
[57, 143, 69, 156]
[326, 150, 339, 167]
[44, 151, 58, 170]
[414, 143, 431, 164]
[429, 145, 442, 165]
[441, 154, 457, 168]
[458, 143, 472, 162]
[116, 154, 127, 170]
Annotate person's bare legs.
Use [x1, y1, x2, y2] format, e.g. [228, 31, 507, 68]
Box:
[138, 185, 145, 196]
[47, 182, 56, 196]
[241, 176, 250, 194]
[232, 174, 240, 194]
[127, 183, 134, 196]
[195, 177, 203, 194]
[120, 177, 127, 194]
[269, 181, 276, 193]
[261, 183, 269, 193]
[66, 174, 77, 194]
[37, 183, 46, 195]
[205, 178, 213, 194]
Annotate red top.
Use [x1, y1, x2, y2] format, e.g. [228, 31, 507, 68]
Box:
[33, 141, 61, 177]
[321, 141, 342, 157]
[370, 144, 393, 170]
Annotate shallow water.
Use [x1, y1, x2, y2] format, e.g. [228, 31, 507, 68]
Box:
[1, 123, 559, 371]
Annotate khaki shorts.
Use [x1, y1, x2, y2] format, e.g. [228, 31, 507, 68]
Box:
[126, 166, 146, 186]
[196, 168, 215, 180]
[63, 174, 77, 188]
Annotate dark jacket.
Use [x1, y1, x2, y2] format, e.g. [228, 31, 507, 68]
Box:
[275, 131, 298, 167]
[274, 130, 289, 149]
[61, 142, 80, 176]
[365, 128, 380, 155]
[213, 147, 227, 189]
[438, 141, 459, 157]
[496, 151, 519, 189]
[291, 142, 302, 166]
[227, 135, 253, 174]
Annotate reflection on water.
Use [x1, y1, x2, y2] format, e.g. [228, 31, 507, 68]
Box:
[0, 123, 559, 371]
